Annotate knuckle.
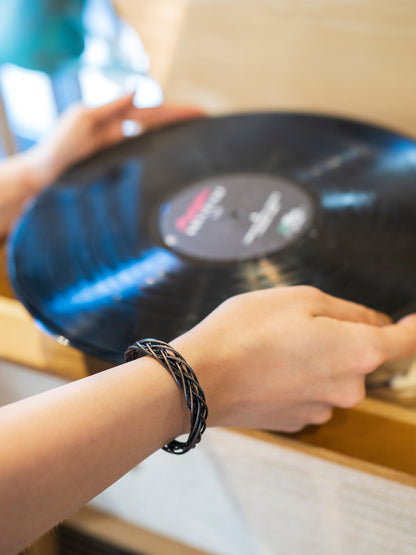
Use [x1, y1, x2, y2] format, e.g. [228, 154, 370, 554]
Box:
[358, 306, 375, 324]
[63, 103, 95, 131]
[310, 407, 333, 425]
[82, 110, 96, 128]
[66, 102, 87, 119]
[359, 346, 384, 374]
[337, 382, 366, 408]
[223, 293, 243, 309]
[283, 422, 306, 433]
[219, 293, 247, 315]
[294, 285, 322, 302]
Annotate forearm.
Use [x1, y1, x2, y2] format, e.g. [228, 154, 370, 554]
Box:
[0, 145, 55, 199]
[0, 99, 204, 239]
[0, 357, 187, 554]
[0, 145, 57, 237]
[2, 286, 416, 553]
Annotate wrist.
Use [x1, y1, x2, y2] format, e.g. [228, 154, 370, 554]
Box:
[170, 331, 231, 429]
[146, 355, 190, 442]
[125, 339, 207, 453]
[119, 356, 189, 450]
[18, 142, 61, 195]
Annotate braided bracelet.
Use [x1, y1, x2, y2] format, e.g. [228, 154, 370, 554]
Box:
[124, 339, 208, 454]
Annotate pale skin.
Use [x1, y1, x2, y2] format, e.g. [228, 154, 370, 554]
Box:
[0, 93, 204, 237]
[1, 97, 416, 554]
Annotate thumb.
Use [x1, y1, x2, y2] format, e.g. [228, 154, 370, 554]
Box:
[380, 314, 416, 362]
[129, 104, 205, 131]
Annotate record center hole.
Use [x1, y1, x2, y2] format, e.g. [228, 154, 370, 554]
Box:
[230, 208, 244, 219]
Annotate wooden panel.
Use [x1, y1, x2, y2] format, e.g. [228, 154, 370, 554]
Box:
[20, 533, 57, 555]
[114, 0, 416, 137]
[0, 240, 15, 299]
[243, 427, 416, 488]
[210, 428, 416, 553]
[289, 398, 416, 479]
[65, 507, 212, 555]
[226, 397, 416, 483]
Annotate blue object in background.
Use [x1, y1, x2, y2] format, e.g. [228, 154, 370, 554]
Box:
[0, 0, 86, 74]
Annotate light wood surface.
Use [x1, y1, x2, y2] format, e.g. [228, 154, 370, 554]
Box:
[291, 398, 416, 478]
[0, 295, 110, 379]
[242, 427, 416, 489]
[207, 428, 416, 553]
[251, 397, 416, 483]
[114, 0, 416, 138]
[65, 507, 211, 555]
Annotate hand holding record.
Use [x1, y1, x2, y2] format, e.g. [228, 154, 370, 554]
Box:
[6, 105, 416, 553]
[0, 93, 203, 237]
[3, 285, 416, 554]
[33, 94, 205, 185]
[10, 112, 416, 360]
[172, 285, 416, 432]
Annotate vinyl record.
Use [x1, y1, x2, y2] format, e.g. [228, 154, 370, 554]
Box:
[7, 113, 416, 363]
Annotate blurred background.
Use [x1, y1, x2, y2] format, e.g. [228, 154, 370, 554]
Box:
[1, 0, 416, 158]
[0, 0, 163, 156]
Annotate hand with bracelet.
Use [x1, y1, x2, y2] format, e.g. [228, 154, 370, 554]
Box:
[2, 285, 416, 553]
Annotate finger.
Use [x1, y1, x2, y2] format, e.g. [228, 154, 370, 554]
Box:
[312, 319, 384, 376]
[305, 403, 334, 426]
[284, 402, 334, 431]
[325, 375, 366, 408]
[91, 93, 136, 120]
[261, 402, 333, 433]
[376, 314, 416, 362]
[333, 316, 416, 375]
[95, 121, 131, 149]
[312, 292, 391, 326]
[126, 104, 205, 130]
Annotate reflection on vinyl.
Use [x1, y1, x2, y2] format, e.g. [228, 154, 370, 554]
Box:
[7, 113, 416, 362]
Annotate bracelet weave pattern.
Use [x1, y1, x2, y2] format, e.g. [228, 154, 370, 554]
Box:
[124, 339, 208, 454]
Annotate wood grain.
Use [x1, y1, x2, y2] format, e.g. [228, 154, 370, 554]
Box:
[114, 0, 416, 137]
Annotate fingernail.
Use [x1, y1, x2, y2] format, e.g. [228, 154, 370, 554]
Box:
[398, 313, 416, 326]
[377, 313, 392, 326]
[122, 120, 143, 137]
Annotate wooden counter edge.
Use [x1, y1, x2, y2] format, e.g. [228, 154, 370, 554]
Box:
[232, 428, 416, 488]
[61, 506, 212, 555]
[0, 296, 111, 380]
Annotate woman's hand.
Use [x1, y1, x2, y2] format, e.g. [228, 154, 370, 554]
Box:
[32, 93, 204, 189]
[172, 286, 416, 432]
[0, 94, 203, 238]
[2, 285, 416, 553]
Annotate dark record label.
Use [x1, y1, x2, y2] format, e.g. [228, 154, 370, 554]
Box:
[158, 173, 315, 261]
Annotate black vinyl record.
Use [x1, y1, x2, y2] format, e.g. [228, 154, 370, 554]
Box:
[7, 112, 416, 363]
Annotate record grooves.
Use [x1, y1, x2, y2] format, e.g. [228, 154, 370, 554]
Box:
[7, 113, 416, 363]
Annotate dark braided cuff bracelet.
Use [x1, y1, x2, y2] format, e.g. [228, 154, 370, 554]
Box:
[124, 339, 208, 455]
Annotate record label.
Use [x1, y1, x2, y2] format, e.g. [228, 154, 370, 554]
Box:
[158, 173, 315, 261]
